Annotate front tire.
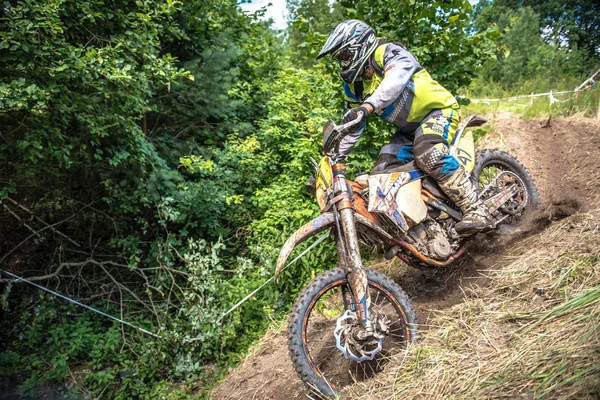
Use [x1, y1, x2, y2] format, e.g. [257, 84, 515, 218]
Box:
[471, 149, 540, 233]
[287, 268, 418, 398]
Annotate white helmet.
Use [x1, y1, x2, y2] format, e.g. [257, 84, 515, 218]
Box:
[317, 20, 377, 84]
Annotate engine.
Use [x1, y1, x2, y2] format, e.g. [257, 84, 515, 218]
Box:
[406, 219, 456, 260]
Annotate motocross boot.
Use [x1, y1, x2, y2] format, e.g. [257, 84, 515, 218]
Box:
[438, 166, 495, 235]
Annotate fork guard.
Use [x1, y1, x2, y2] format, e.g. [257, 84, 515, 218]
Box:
[274, 213, 393, 282]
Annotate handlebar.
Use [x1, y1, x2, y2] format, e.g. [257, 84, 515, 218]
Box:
[322, 111, 365, 159]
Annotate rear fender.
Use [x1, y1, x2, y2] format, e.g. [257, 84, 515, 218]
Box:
[274, 213, 335, 282]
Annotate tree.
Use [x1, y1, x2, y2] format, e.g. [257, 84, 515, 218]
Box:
[477, 0, 600, 56]
[472, 1, 595, 92]
[286, 0, 345, 66]
[337, 0, 502, 94]
[0, 1, 286, 396]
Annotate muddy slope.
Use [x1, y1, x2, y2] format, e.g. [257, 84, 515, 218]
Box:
[211, 114, 600, 400]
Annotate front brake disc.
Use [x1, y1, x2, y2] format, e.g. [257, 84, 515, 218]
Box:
[333, 310, 383, 362]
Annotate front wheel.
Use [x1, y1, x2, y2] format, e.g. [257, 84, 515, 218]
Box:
[287, 268, 418, 398]
[471, 149, 540, 233]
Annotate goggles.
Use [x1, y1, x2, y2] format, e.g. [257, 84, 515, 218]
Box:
[332, 49, 354, 68]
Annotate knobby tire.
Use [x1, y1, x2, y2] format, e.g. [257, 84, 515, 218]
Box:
[287, 268, 418, 398]
[472, 149, 540, 233]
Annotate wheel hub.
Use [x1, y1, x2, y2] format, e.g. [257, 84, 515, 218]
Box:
[496, 171, 528, 214]
[333, 309, 390, 362]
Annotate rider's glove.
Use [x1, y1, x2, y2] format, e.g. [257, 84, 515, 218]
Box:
[341, 106, 369, 129]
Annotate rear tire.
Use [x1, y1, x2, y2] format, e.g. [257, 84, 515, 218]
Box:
[471, 149, 540, 233]
[287, 268, 418, 398]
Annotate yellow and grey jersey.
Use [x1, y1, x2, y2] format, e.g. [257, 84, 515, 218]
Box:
[337, 42, 459, 160]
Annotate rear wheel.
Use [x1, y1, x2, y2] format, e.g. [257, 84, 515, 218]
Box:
[287, 268, 418, 398]
[471, 150, 540, 233]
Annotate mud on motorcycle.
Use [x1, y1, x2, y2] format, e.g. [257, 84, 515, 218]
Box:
[274, 114, 539, 398]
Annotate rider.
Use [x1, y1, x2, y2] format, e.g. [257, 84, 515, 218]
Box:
[317, 19, 493, 235]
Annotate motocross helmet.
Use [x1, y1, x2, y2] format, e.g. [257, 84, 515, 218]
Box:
[317, 20, 377, 84]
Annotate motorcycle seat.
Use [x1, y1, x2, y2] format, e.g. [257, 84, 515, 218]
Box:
[370, 160, 418, 175]
[422, 176, 450, 201]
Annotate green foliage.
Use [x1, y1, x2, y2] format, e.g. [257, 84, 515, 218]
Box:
[248, 66, 341, 290]
[286, 0, 345, 66]
[0, 0, 190, 171]
[1, 298, 123, 396]
[475, 0, 600, 57]
[338, 0, 503, 94]
[0, 0, 287, 397]
[470, 4, 594, 94]
[0, 0, 535, 398]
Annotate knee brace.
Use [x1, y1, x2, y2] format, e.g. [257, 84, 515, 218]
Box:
[413, 134, 459, 180]
[414, 134, 448, 172]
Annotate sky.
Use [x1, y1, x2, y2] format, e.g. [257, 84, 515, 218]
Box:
[239, 0, 288, 30]
[239, 0, 480, 31]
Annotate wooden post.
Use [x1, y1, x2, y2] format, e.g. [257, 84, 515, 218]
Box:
[597, 91, 600, 120]
[530, 92, 533, 105]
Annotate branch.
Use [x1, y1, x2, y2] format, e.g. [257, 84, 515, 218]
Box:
[5, 197, 81, 247]
[1, 201, 43, 240]
[97, 264, 158, 317]
[1, 201, 98, 263]
[0, 259, 129, 283]
[0, 262, 68, 283]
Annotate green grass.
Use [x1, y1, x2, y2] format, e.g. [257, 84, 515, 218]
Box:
[462, 90, 600, 120]
[347, 208, 600, 399]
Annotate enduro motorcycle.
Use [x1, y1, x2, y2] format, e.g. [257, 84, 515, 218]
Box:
[274, 113, 539, 398]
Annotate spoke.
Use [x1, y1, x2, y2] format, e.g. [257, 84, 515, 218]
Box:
[316, 345, 342, 368]
[305, 279, 413, 390]
[307, 326, 334, 336]
[388, 319, 405, 327]
[389, 320, 407, 329]
[309, 344, 338, 352]
[361, 362, 368, 380]
[307, 338, 335, 344]
[307, 327, 334, 335]
[367, 360, 377, 377]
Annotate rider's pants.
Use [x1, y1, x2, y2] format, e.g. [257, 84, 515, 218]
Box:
[372, 108, 461, 181]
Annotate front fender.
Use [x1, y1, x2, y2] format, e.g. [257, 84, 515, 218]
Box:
[274, 213, 335, 282]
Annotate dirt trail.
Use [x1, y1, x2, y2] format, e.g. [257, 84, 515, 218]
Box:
[211, 114, 600, 400]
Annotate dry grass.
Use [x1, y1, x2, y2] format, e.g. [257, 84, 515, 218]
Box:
[348, 209, 600, 399]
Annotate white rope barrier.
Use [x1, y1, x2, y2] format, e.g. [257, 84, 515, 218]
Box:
[470, 69, 599, 105]
[213, 230, 331, 327]
[1, 231, 332, 343]
[0, 268, 162, 338]
[549, 90, 574, 104]
[469, 89, 579, 104]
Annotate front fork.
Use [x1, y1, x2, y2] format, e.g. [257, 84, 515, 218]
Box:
[332, 163, 372, 330]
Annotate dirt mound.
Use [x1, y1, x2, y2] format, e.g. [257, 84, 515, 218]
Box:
[211, 322, 309, 400]
[477, 114, 599, 210]
[212, 114, 600, 400]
